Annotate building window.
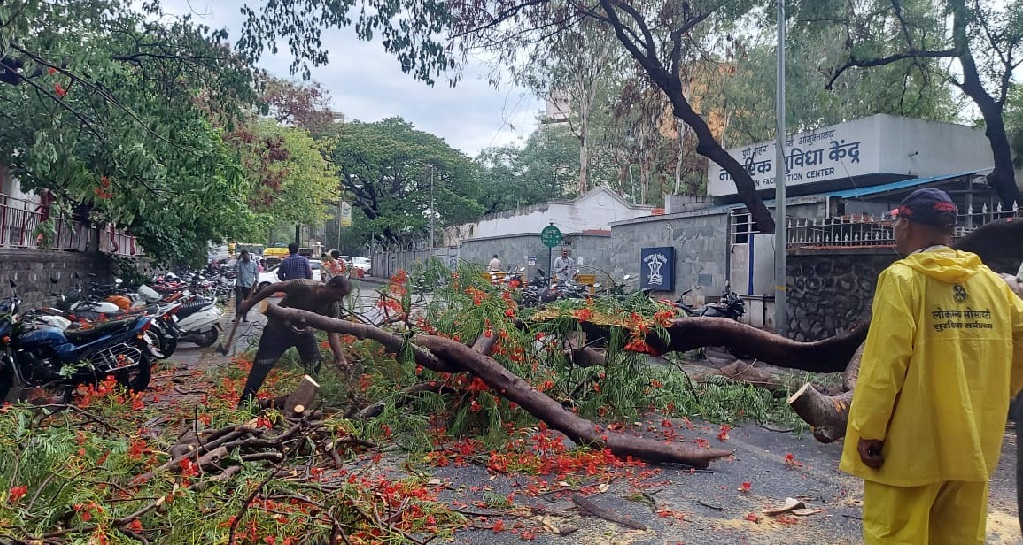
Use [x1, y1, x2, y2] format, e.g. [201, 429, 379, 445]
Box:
[730, 210, 759, 244]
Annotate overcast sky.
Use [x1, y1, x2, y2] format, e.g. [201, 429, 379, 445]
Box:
[163, 0, 544, 157]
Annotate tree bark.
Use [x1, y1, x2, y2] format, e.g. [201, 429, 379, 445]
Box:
[415, 334, 732, 467]
[787, 385, 854, 443]
[632, 318, 869, 373]
[263, 304, 457, 373]
[283, 375, 320, 418]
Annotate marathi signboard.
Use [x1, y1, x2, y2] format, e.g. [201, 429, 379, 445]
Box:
[707, 117, 881, 197]
[540, 225, 563, 248]
[340, 202, 353, 227]
[640, 247, 675, 292]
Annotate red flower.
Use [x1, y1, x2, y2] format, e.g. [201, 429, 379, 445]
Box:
[738, 481, 751, 493]
[784, 452, 803, 467]
[572, 308, 594, 322]
[47, 67, 57, 75]
[717, 424, 731, 442]
[492, 519, 505, 532]
[8, 485, 27, 503]
[54, 83, 67, 97]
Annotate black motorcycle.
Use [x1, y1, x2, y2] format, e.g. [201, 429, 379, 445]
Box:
[674, 283, 746, 320]
[0, 281, 160, 402]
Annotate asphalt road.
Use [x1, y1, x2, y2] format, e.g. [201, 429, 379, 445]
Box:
[168, 279, 1021, 545]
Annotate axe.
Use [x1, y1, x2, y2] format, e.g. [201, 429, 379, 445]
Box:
[217, 283, 260, 356]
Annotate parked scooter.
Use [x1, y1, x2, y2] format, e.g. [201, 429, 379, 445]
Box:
[0, 280, 160, 402]
[174, 294, 223, 348]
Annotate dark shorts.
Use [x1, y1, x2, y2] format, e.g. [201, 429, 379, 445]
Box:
[253, 323, 322, 368]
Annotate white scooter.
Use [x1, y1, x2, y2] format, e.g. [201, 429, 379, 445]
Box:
[175, 295, 223, 348]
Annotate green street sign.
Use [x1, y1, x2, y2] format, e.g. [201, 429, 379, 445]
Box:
[540, 225, 563, 248]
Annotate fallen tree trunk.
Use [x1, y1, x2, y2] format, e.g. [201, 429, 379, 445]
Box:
[264, 304, 457, 373]
[787, 385, 854, 443]
[416, 334, 732, 468]
[636, 318, 869, 373]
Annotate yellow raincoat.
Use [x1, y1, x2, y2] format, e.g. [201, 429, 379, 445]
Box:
[840, 248, 1023, 543]
[841, 248, 1023, 485]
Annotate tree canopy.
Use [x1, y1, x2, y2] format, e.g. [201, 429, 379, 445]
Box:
[326, 118, 481, 249]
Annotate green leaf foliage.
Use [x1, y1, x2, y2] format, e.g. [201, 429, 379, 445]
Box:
[325, 117, 482, 248]
[0, 0, 266, 265]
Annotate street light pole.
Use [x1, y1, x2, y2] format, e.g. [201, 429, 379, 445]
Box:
[773, 0, 788, 336]
[429, 164, 435, 255]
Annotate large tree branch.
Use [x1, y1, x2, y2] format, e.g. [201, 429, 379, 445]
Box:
[598, 0, 774, 232]
[825, 49, 958, 90]
[416, 334, 732, 467]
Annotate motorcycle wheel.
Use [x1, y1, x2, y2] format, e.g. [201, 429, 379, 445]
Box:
[193, 325, 220, 348]
[113, 343, 152, 393]
[0, 360, 12, 403]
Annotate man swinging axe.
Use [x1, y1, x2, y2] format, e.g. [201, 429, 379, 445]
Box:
[235, 276, 351, 408]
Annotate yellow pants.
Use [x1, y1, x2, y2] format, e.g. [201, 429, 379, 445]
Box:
[862, 480, 988, 544]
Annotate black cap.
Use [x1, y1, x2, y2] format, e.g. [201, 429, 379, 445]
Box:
[892, 188, 958, 228]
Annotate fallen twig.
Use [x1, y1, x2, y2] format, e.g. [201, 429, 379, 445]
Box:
[571, 494, 647, 531]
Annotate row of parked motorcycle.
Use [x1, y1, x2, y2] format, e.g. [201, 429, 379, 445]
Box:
[514, 268, 747, 322]
[0, 270, 234, 403]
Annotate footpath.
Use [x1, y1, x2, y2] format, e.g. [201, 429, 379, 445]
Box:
[161, 282, 1021, 545]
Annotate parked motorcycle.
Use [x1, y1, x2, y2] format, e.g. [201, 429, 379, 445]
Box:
[42, 275, 181, 358]
[0, 280, 160, 402]
[174, 294, 223, 348]
[670, 283, 748, 358]
[673, 283, 746, 320]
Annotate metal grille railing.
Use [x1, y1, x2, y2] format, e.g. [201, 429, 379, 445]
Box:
[0, 193, 141, 256]
[787, 204, 1022, 249]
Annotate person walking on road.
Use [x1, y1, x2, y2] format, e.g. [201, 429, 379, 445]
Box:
[236, 276, 351, 407]
[488, 254, 502, 273]
[277, 242, 312, 281]
[322, 249, 346, 282]
[234, 250, 259, 322]
[840, 188, 1023, 545]
[553, 248, 575, 284]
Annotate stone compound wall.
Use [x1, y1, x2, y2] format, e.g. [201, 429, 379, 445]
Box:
[610, 211, 730, 298]
[786, 248, 897, 341]
[786, 246, 1021, 342]
[458, 233, 612, 281]
[0, 249, 114, 308]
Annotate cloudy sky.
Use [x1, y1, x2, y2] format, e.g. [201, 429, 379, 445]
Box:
[163, 0, 544, 157]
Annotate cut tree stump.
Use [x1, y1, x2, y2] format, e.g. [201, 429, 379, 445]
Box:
[283, 375, 319, 419]
[787, 383, 854, 443]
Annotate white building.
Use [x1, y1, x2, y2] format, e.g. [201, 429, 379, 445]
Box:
[444, 186, 654, 245]
[707, 113, 998, 197]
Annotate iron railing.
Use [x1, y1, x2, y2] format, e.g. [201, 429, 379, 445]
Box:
[0, 193, 141, 256]
[787, 203, 1021, 249]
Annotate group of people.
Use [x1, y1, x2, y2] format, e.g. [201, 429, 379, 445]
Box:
[219, 188, 1023, 545]
[488, 247, 577, 284]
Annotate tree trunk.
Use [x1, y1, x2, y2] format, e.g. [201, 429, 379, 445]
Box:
[787, 385, 854, 443]
[416, 334, 732, 467]
[630, 318, 869, 373]
[596, 0, 775, 233]
[949, 1, 1022, 210]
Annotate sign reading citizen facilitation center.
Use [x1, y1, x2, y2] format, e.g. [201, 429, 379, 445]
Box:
[706, 114, 995, 197]
[707, 118, 878, 197]
[640, 247, 675, 292]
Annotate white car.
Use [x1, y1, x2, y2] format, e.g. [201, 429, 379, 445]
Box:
[257, 259, 321, 289]
[351, 257, 371, 276]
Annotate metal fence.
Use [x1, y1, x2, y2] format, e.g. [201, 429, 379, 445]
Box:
[0, 193, 141, 256]
[787, 205, 1022, 249]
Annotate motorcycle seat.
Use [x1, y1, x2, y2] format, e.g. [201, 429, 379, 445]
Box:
[64, 317, 138, 343]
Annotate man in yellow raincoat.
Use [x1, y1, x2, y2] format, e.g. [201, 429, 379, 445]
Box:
[840, 187, 1023, 544]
